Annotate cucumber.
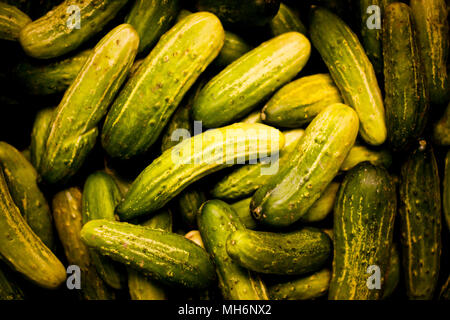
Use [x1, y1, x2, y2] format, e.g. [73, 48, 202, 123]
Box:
[444, 151, 450, 231]
[13, 49, 91, 96]
[268, 269, 331, 300]
[411, 0, 449, 106]
[0, 262, 25, 300]
[329, 162, 396, 300]
[433, 102, 450, 146]
[192, 32, 311, 128]
[0, 2, 30, 41]
[399, 140, 441, 300]
[53, 187, 115, 300]
[261, 74, 343, 128]
[0, 141, 54, 249]
[161, 103, 192, 153]
[269, 3, 307, 36]
[240, 110, 262, 124]
[383, 244, 400, 299]
[19, 0, 130, 59]
[101, 12, 225, 159]
[310, 7, 386, 146]
[175, 189, 206, 229]
[116, 123, 284, 221]
[383, 2, 429, 151]
[299, 181, 339, 223]
[197, 200, 269, 300]
[227, 227, 331, 275]
[340, 145, 392, 171]
[0, 169, 65, 290]
[39, 24, 139, 184]
[251, 103, 359, 228]
[230, 198, 257, 230]
[214, 31, 252, 68]
[125, 0, 180, 55]
[80, 219, 216, 289]
[30, 107, 53, 170]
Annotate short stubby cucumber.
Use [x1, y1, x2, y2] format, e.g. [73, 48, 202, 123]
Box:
[0, 2, 30, 41]
[30, 107, 53, 170]
[269, 3, 307, 36]
[433, 102, 450, 146]
[192, 32, 311, 128]
[444, 151, 450, 231]
[251, 103, 359, 228]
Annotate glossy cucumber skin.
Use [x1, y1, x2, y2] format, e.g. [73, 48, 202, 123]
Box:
[399, 141, 441, 300]
[30, 107, 53, 170]
[310, 7, 386, 146]
[329, 162, 396, 300]
[116, 123, 284, 221]
[193, 32, 311, 128]
[444, 151, 450, 231]
[80, 219, 216, 289]
[126, 0, 180, 55]
[383, 3, 429, 151]
[383, 244, 400, 299]
[0, 169, 65, 290]
[197, 200, 269, 300]
[0, 2, 30, 41]
[261, 74, 343, 128]
[269, 3, 306, 36]
[433, 102, 450, 146]
[101, 12, 225, 159]
[39, 24, 139, 184]
[340, 145, 392, 171]
[251, 103, 359, 228]
[19, 0, 129, 59]
[227, 227, 331, 275]
[411, 0, 449, 106]
[0, 141, 54, 249]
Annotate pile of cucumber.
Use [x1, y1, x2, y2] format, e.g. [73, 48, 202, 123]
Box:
[0, 0, 449, 301]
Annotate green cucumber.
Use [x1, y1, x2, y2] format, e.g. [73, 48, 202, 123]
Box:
[0, 169, 65, 290]
[300, 181, 339, 223]
[227, 227, 331, 275]
[214, 31, 252, 68]
[19, 0, 130, 59]
[193, 32, 311, 128]
[251, 103, 359, 228]
[310, 7, 386, 146]
[340, 145, 392, 171]
[101, 12, 224, 159]
[230, 197, 257, 230]
[30, 107, 53, 170]
[261, 74, 343, 128]
[80, 219, 216, 289]
[39, 24, 139, 184]
[433, 102, 450, 146]
[0, 261, 25, 300]
[399, 140, 441, 300]
[116, 123, 284, 221]
[411, 0, 449, 105]
[383, 244, 400, 299]
[444, 151, 450, 231]
[269, 3, 306, 36]
[240, 110, 262, 124]
[329, 162, 396, 300]
[0, 2, 30, 41]
[0, 141, 54, 249]
[197, 200, 269, 300]
[383, 2, 429, 151]
[175, 189, 206, 229]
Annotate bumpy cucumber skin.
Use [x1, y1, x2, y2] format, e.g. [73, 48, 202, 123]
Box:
[81, 219, 215, 289]
[261, 74, 343, 128]
[411, 0, 449, 106]
[0, 2, 30, 41]
[39, 24, 139, 184]
[433, 102, 450, 146]
[340, 145, 392, 171]
[53, 188, 114, 300]
[126, 0, 180, 54]
[0, 141, 54, 249]
[310, 7, 386, 146]
[19, 0, 129, 59]
[0, 262, 25, 300]
[193, 32, 311, 128]
[0, 169, 65, 290]
[251, 103, 359, 228]
[269, 3, 306, 36]
[101, 12, 225, 160]
[383, 3, 429, 151]
[300, 181, 339, 223]
[269, 269, 331, 300]
[444, 151, 450, 231]
[399, 141, 441, 300]
[383, 244, 400, 299]
[197, 200, 269, 300]
[329, 162, 396, 300]
[116, 123, 284, 220]
[227, 227, 331, 275]
[30, 107, 53, 170]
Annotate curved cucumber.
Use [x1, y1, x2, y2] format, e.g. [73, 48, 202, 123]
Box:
[433, 102, 450, 146]
[269, 3, 307, 36]
[0, 2, 30, 41]
[30, 107, 53, 170]
[340, 145, 392, 171]
[444, 151, 450, 231]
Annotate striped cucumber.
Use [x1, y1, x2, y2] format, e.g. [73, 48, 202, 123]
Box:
[444, 151, 450, 231]
[0, 2, 30, 41]
[433, 102, 450, 146]
[340, 145, 392, 171]
[30, 107, 53, 170]
[269, 2, 307, 36]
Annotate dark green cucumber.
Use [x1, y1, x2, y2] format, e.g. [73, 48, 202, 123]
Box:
[411, 0, 449, 105]
[251, 103, 359, 228]
[125, 0, 180, 55]
[261, 73, 343, 128]
[0, 2, 30, 41]
[227, 227, 331, 275]
[230, 197, 257, 230]
[0, 141, 54, 249]
[197, 200, 269, 300]
[329, 162, 396, 300]
[0, 261, 25, 300]
[101, 12, 224, 159]
[444, 151, 450, 230]
[268, 269, 331, 300]
[39, 24, 139, 184]
[116, 123, 284, 220]
[30, 107, 53, 170]
[399, 140, 441, 300]
[433, 102, 450, 146]
[383, 2, 429, 151]
[340, 145, 392, 171]
[310, 7, 386, 146]
[175, 189, 206, 229]
[269, 2, 306, 36]
[19, 0, 130, 59]
[300, 181, 339, 223]
[81, 219, 216, 289]
[193, 32, 311, 128]
[0, 169, 65, 289]
[383, 244, 400, 299]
